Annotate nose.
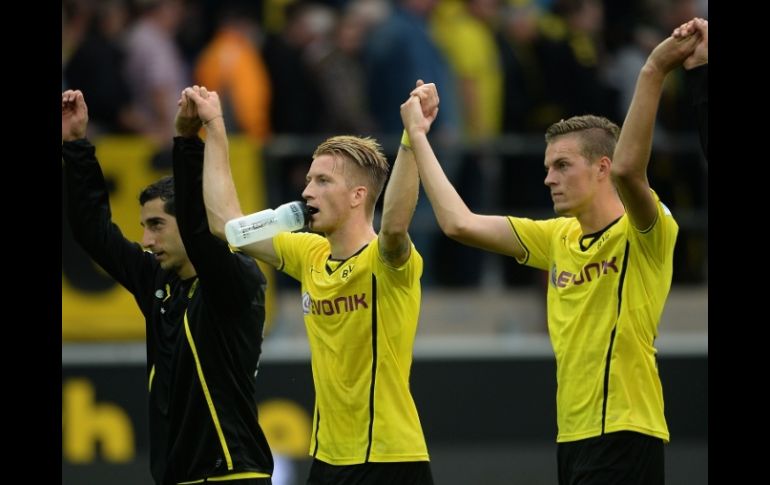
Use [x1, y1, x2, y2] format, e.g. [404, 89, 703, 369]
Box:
[142, 228, 155, 249]
[544, 168, 556, 187]
[302, 183, 313, 201]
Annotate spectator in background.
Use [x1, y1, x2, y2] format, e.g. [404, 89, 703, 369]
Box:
[63, 89, 274, 485]
[263, 1, 333, 135]
[364, 0, 459, 137]
[62, 0, 93, 90]
[311, 2, 378, 135]
[432, 0, 503, 142]
[124, 0, 188, 148]
[65, 0, 144, 135]
[195, 4, 272, 142]
[401, 27, 701, 484]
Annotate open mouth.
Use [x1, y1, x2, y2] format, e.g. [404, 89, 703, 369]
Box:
[307, 206, 319, 215]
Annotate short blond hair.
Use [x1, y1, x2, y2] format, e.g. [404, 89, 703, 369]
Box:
[313, 136, 390, 212]
[545, 115, 620, 162]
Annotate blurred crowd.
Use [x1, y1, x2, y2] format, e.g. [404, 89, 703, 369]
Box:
[62, 0, 708, 287]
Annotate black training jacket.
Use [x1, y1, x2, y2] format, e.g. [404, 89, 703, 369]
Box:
[63, 136, 273, 484]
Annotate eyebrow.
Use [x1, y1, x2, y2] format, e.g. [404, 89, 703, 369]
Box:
[141, 217, 165, 227]
[545, 157, 562, 168]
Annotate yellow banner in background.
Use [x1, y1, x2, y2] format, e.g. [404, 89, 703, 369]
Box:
[62, 136, 274, 341]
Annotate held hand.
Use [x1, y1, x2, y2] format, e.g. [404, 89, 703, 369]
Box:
[174, 87, 203, 137]
[409, 79, 440, 130]
[684, 18, 707, 69]
[671, 17, 707, 70]
[400, 95, 431, 139]
[646, 33, 700, 77]
[62, 90, 88, 142]
[183, 85, 224, 128]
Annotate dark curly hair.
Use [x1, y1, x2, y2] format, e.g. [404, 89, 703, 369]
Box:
[138, 176, 175, 215]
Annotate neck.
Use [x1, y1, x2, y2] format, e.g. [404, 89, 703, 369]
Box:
[177, 261, 197, 281]
[577, 192, 625, 234]
[326, 221, 377, 259]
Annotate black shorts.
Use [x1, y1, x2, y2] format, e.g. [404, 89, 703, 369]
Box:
[306, 459, 434, 485]
[557, 431, 664, 485]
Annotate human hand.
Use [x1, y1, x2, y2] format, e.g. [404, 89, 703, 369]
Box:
[401, 95, 430, 139]
[673, 17, 708, 69]
[183, 86, 223, 128]
[62, 90, 88, 142]
[409, 79, 440, 131]
[646, 32, 700, 76]
[174, 87, 203, 137]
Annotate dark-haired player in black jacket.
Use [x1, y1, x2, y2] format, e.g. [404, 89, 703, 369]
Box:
[62, 89, 273, 485]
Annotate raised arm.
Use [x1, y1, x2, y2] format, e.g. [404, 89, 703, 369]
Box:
[185, 86, 279, 267]
[401, 88, 525, 260]
[611, 33, 700, 230]
[377, 81, 436, 267]
[62, 90, 155, 302]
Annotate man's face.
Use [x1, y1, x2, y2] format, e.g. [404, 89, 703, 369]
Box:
[140, 198, 190, 275]
[302, 154, 360, 234]
[543, 135, 600, 217]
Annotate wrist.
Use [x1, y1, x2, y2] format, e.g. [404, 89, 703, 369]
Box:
[400, 129, 412, 149]
[203, 114, 224, 127]
[175, 118, 202, 137]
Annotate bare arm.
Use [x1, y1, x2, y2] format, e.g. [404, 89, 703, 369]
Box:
[379, 142, 419, 267]
[185, 86, 279, 267]
[611, 34, 699, 230]
[673, 17, 708, 69]
[378, 81, 435, 267]
[401, 93, 525, 260]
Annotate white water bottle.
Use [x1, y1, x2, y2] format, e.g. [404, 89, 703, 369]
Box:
[225, 201, 309, 247]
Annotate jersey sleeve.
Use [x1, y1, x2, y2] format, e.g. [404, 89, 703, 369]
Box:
[273, 232, 327, 281]
[506, 217, 564, 270]
[629, 189, 679, 267]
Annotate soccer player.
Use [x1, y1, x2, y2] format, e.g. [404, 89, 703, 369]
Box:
[62, 89, 273, 484]
[400, 30, 702, 484]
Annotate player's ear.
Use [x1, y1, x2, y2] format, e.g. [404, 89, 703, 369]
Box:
[350, 185, 368, 209]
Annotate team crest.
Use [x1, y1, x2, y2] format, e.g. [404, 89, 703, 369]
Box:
[341, 264, 354, 280]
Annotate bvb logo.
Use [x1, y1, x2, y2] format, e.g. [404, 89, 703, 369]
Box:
[341, 264, 354, 280]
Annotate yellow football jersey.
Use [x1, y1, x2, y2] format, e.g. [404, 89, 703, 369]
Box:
[273, 232, 430, 464]
[509, 190, 677, 443]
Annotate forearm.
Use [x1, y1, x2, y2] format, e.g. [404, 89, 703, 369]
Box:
[202, 120, 244, 240]
[63, 139, 113, 245]
[63, 139, 150, 291]
[613, 65, 665, 178]
[172, 136, 206, 236]
[380, 146, 419, 236]
[409, 130, 473, 239]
